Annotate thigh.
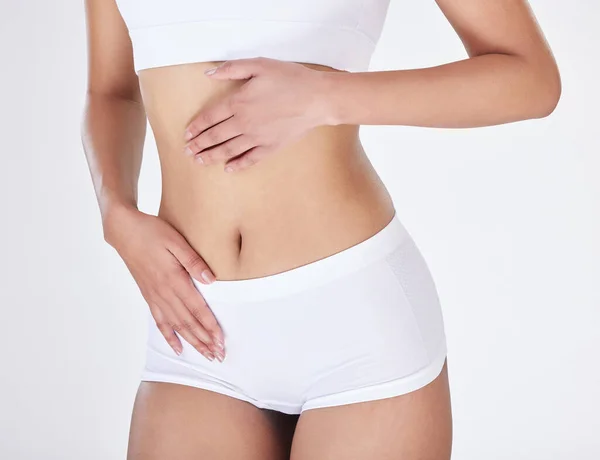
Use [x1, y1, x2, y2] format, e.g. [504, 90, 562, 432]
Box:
[127, 381, 299, 460]
[290, 360, 452, 460]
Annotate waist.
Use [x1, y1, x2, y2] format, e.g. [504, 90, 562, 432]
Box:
[193, 209, 409, 303]
[157, 138, 396, 281]
[141, 61, 394, 280]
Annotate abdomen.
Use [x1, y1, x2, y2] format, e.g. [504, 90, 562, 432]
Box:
[138, 61, 395, 280]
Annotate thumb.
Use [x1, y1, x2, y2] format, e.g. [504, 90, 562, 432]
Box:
[204, 57, 266, 80]
[168, 239, 216, 284]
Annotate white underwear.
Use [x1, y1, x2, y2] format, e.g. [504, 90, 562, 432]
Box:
[141, 211, 448, 414]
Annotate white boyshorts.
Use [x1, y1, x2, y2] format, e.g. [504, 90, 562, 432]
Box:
[141, 210, 448, 414]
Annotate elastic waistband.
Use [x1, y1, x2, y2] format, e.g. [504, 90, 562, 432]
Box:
[192, 210, 410, 304]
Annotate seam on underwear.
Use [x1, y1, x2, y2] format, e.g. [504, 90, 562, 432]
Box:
[145, 345, 249, 396]
[383, 245, 432, 362]
[144, 346, 303, 411]
[302, 340, 448, 407]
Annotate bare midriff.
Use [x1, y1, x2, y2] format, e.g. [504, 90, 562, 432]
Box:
[138, 61, 396, 281]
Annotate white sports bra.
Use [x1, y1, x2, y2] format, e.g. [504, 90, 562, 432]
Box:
[114, 0, 392, 74]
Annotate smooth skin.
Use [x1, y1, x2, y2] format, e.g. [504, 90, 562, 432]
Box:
[81, 0, 560, 459]
[181, 0, 560, 173]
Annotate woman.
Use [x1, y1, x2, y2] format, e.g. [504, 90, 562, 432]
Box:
[81, 0, 560, 458]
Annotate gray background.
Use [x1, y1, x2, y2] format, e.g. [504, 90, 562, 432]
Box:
[0, 1, 598, 458]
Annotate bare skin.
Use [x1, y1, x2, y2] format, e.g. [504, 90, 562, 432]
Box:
[81, 0, 559, 458]
[127, 362, 451, 460]
[138, 60, 396, 283]
[291, 362, 452, 460]
[127, 382, 300, 460]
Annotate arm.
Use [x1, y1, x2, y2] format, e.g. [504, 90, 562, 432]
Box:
[178, 0, 561, 172]
[80, 0, 225, 361]
[320, 0, 561, 128]
[80, 0, 146, 238]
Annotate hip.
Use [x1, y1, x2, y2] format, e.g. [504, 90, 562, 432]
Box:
[142, 210, 448, 414]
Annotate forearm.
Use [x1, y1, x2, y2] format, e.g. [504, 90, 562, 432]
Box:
[319, 53, 561, 128]
[80, 92, 146, 231]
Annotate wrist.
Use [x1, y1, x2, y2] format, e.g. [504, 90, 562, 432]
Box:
[101, 199, 139, 247]
[310, 69, 345, 127]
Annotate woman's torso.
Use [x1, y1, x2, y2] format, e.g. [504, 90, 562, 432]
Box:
[139, 61, 395, 280]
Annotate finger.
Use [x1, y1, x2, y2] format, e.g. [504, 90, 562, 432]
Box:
[180, 303, 225, 362]
[149, 302, 183, 355]
[178, 277, 225, 353]
[168, 291, 214, 344]
[166, 320, 215, 362]
[166, 293, 217, 361]
[224, 145, 271, 173]
[184, 102, 235, 142]
[156, 320, 185, 356]
[204, 57, 269, 81]
[166, 237, 215, 285]
[195, 134, 257, 165]
[183, 117, 242, 158]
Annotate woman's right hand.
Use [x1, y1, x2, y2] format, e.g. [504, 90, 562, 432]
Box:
[102, 204, 225, 362]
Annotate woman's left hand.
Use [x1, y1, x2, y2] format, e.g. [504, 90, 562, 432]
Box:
[182, 57, 332, 172]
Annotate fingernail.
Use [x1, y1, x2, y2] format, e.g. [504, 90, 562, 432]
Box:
[204, 352, 215, 361]
[183, 146, 193, 156]
[174, 347, 182, 356]
[184, 130, 193, 141]
[214, 350, 225, 362]
[201, 270, 214, 283]
[224, 165, 234, 173]
[213, 338, 224, 351]
[195, 155, 204, 164]
[204, 67, 217, 75]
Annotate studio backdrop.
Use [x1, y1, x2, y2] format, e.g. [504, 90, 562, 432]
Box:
[0, 1, 598, 459]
